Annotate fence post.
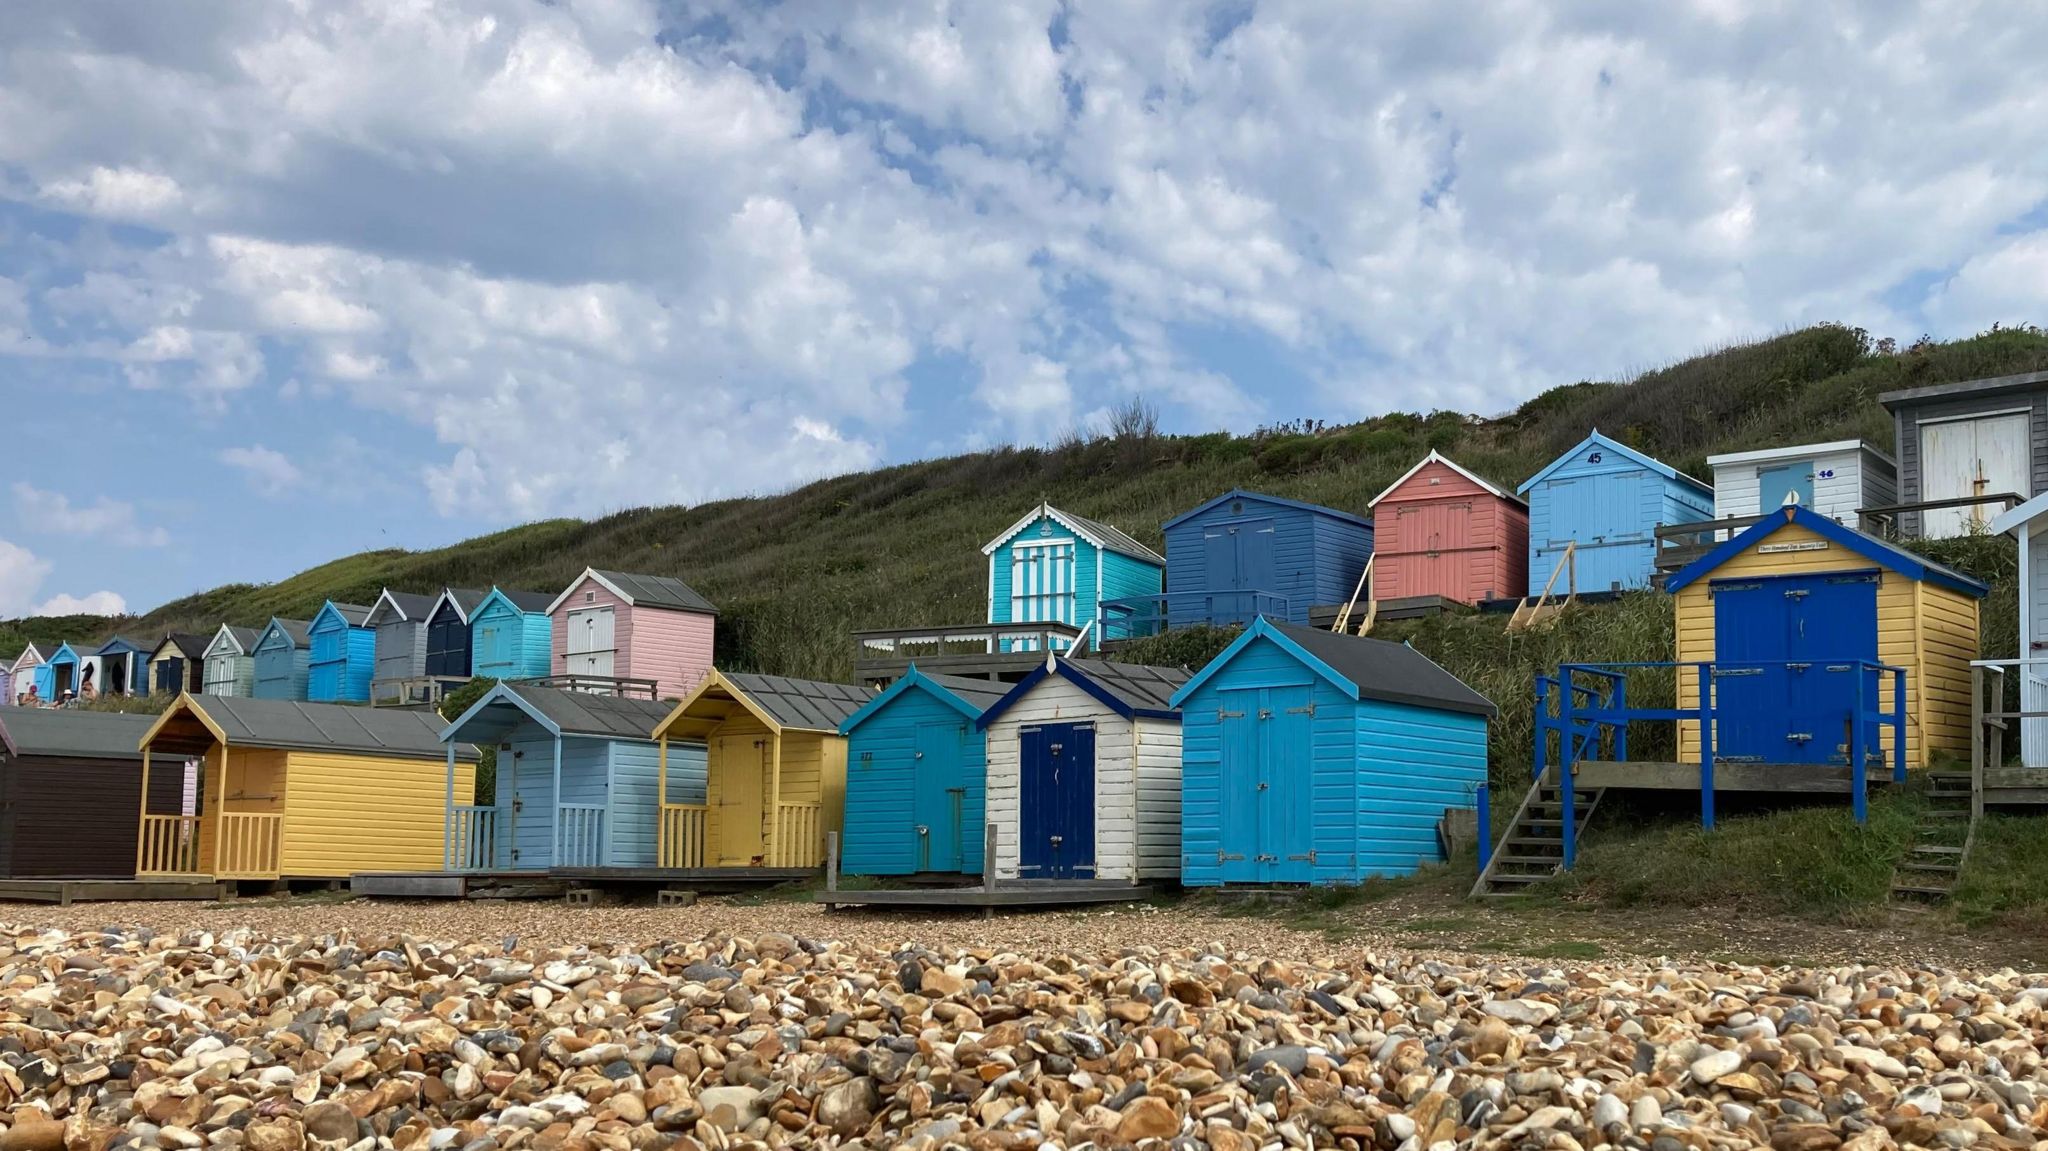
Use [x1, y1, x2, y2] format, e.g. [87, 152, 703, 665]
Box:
[983, 823, 998, 893]
[826, 831, 839, 893]
[1612, 673, 1628, 762]
[1893, 668, 1907, 784]
[1851, 669, 1868, 825]
[1560, 669, 1578, 870]
[1475, 784, 1492, 872]
[1699, 662, 1716, 831]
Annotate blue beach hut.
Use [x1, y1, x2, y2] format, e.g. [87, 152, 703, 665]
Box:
[93, 635, 152, 697]
[470, 587, 556, 682]
[983, 502, 1164, 646]
[251, 619, 313, 701]
[308, 602, 375, 703]
[425, 589, 487, 680]
[837, 666, 1010, 876]
[1159, 490, 1374, 629]
[43, 643, 87, 700]
[1519, 431, 1713, 594]
[438, 682, 696, 871]
[1175, 617, 1495, 887]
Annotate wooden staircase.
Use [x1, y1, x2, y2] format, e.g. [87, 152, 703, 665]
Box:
[1471, 769, 1605, 897]
[1889, 771, 1976, 905]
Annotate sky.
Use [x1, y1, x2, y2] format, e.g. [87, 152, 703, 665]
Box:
[3, 0, 2047, 619]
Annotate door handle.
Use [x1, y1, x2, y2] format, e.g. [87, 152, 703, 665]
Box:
[916, 825, 929, 836]
[1049, 835, 1063, 846]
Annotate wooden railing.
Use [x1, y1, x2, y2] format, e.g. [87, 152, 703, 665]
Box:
[771, 802, 823, 868]
[216, 813, 283, 878]
[1654, 514, 1771, 571]
[556, 803, 606, 868]
[138, 815, 202, 875]
[1858, 492, 2024, 539]
[372, 675, 470, 707]
[520, 675, 659, 700]
[447, 805, 499, 871]
[658, 804, 707, 868]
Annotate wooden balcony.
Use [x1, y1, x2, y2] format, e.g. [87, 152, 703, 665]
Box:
[659, 804, 707, 868]
[1858, 492, 2024, 539]
[771, 802, 823, 868]
[371, 675, 470, 707]
[852, 621, 1083, 686]
[555, 803, 606, 868]
[138, 815, 202, 876]
[1654, 514, 1770, 572]
[215, 813, 282, 879]
[139, 812, 281, 879]
[518, 674, 660, 700]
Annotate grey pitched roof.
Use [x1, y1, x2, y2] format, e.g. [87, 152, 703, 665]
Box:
[726, 673, 875, 732]
[325, 603, 373, 627]
[497, 589, 555, 613]
[213, 626, 261, 654]
[920, 673, 1014, 714]
[1880, 368, 2048, 409]
[1062, 659, 1191, 713]
[370, 590, 438, 624]
[590, 570, 718, 615]
[1268, 620, 1497, 718]
[472, 684, 672, 739]
[442, 588, 489, 618]
[155, 633, 210, 661]
[163, 696, 479, 760]
[264, 619, 312, 648]
[0, 709, 155, 761]
[1061, 510, 1165, 565]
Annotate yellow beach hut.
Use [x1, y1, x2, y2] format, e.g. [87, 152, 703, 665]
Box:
[136, 695, 477, 882]
[650, 671, 873, 872]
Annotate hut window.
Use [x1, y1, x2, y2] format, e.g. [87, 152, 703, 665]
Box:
[585, 591, 596, 603]
[1231, 500, 1243, 515]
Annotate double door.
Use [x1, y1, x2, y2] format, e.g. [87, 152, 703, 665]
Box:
[1018, 722, 1095, 879]
[565, 606, 616, 677]
[1710, 572, 1880, 765]
[1217, 683, 1314, 883]
[1201, 517, 1277, 623]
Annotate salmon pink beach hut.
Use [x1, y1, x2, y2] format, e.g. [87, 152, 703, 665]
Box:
[1367, 451, 1528, 606]
[547, 569, 717, 698]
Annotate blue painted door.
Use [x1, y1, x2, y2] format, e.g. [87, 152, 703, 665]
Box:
[153, 660, 180, 695]
[426, 615, 469, 677]
[912, 722, 966, 872]
[1758, 462, 1815, 511]
[506, 739, 553, 870]
[475, 615, 516, 678]
[1018, 722, 1095, 878]
[1711, 573, 1879, 764]
[1218, 684, 1314, 883]
[1202, 518, 1277, 624]
[1542, 470, 1648, 591]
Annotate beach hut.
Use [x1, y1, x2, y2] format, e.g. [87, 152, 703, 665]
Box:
[438, 683, 683, 871]
[1667, 504, 1987, 769]
[1990, 494, 2048, 766]
[307, 602, 375, 704]
[1174, 618, 1494, 886]
[838, 668, 1010, 876]
[1707, 440, 1897, 528]
[984, 502, 1164, 643]
[0, 653, 10, 708]
[974, 658, 1190, 883]
[547, 569, 717, 697]
[1519, 432, 1713, 594]
[135, 695, 478, 882]
[202, 626, 260, 698]
[93, 636, 153, 697]
[650, 672, 873, 870]
[44, 643, 87, 701]
[426, 588, 487, 680]
[1157, 490, 1372, 629]
[364, 590, 436, 699]
[1880, 370, 2048, 537]
[0, 710, 188, 878]
[11, 646, 45, 705]
[149, 634, 208, 696]
[251, 619, 312, 701]
[1368, 452, 1529, 606]
[471, 587, 556, 682]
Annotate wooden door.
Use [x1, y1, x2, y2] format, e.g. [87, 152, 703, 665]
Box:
[1018, 722, 1095, 879]
[714, 735, 765, 865]
[1921, 413, 2028, 536]
[565, 607, 616, 677]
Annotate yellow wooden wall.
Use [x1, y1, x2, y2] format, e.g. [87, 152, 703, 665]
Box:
[1673, 519, 1978, 769]
[699, 714, 848, 866]
[196, 747, 287, 871]
[278, 752, 474, 877]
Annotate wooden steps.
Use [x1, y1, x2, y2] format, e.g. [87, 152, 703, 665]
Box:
[1889, 771, 1976, 906]
[1471, 771, 1603, 897]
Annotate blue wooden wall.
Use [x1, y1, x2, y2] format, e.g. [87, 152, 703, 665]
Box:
[1179, 631, 1486, 886]
[252, 625, 309, 701]
[485, 724, 706, 870]
[1163, 492, 1373, 628]
[843, 680, 987, 876]
[471, 591, 553, 681]
[1522, 433, 1712, 594]
[308, 605, 375, 703]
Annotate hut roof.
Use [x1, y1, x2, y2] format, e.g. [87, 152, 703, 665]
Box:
[143, 696, 479, 761]
[444, 682, 671, 742]
[982, 502, 1165, 565]
[977, 658, 1191, 729]
[1664, 504, 1988, 598]
[0, 709, 155, 761]
[548, 569, 718, 616]
[839, 667, 1012, 733]
[366, 590, 439, 625]
[153, 633, 211, 661]
[431, 588, 490, 623]
[1369, 451, 1521, 509]
[1163, 489, 1369, 532]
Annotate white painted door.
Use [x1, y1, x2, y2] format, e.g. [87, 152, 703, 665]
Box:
[1920, 413, 2029, 536]
[565, 607, 615, 677]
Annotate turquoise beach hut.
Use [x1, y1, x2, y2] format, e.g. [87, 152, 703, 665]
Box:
[983, 502, 1164, 648]
[308, 602, 375, 703]
[470, 587, 556, 682]
[252, 618, 313, 701]
[44, 643, 86, 700]
[1175, 617, 1495, 887]
[838, 667, 1009, 876]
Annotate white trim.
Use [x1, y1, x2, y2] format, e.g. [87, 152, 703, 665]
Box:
[986, 549, 997, 624]
[363, 588, 419, 627]
[1992, 489, 2048, 536]
[9, 644, 44, 675]
[1917, 405, 2033, 427]
[204, 624, 249, 658]
[1368, 450, 1519, 508]
[428, 587, 476, 626]
[543, 568, 637, 616]
[1706, 439, 1897, 469]
[979, 501, 1165, 563]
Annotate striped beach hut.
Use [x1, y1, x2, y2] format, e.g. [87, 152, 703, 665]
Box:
[838, 668, 1009, 876]
[471, 587, 555, 682]
[203, 626, 260, 698]
[251, 619, 313, 701]
[984, 502, 1164, 646]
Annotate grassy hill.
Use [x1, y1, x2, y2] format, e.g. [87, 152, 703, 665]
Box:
[6, 323, 2047, 752]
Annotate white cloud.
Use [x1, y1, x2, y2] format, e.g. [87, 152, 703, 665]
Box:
[32, 591, 128, 617]
[0, 541, 54, 619]
[40, 166, 183, 219]
[10, 483, 169, 548]
[217, 445, 304, 497]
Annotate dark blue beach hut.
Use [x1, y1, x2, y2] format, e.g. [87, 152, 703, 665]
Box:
[251, 619, 313, 701]
[308, 602, 375, 703]
[1175, 617, 1495, 886]
[425, 588, 487, 680]
[837, 667, 1009, 876]
[1160, 490, 1373, 629]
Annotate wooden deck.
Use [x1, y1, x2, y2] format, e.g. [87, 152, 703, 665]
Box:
[1306, 596, 1461, 629]
[1981, 766, 2048, 806]
[350, 871, 570, 900]
[550, 867, 816, 891]
[1573, 760, 1863, 793]
[816, 880, 1157, 910]
[0, 879, 226, 906]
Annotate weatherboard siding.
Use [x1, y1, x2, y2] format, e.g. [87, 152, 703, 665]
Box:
[1712, 447, 1895, 526]
[252, 636, 309, 701]
[1164, 495, 1366, 628]
[605, 739, 664, 868]
[473, 599, 552, 681]
[1892, 389, 2048, 538]
[553, 582, 631, 678]
[282, 751, 472, 877]
[983, 676, 1145, 883]
[373, 620, 428, 686]
[1097, 550, 1166, 631]
[844, 687, 989, 876]
[308, 618, 375, 703]
[1375, 461, 1525, 604]
[623, 608, 713, 698]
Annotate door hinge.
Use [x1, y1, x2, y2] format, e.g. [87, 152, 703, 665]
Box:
[1285, 704, 1316, 715]
[1823, 663, 1856, 672]
[1218, 709, 1245, 720]
[1286, 851, 1317, 863]
[1217, 852, 1245, 862]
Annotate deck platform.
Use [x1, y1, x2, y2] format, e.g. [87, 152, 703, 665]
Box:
[550, 867, 815, 892]
[1981, 767, 2048, 806]
[0, 879, 226, 906]
[816, 880, 1157, 910]
[1306, 595, 1461, 630]
[1574, 760, 1864, 793]
[351, 871, 571, 900]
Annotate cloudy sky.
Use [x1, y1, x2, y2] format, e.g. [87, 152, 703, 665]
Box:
[3, 0, 2046, 617]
